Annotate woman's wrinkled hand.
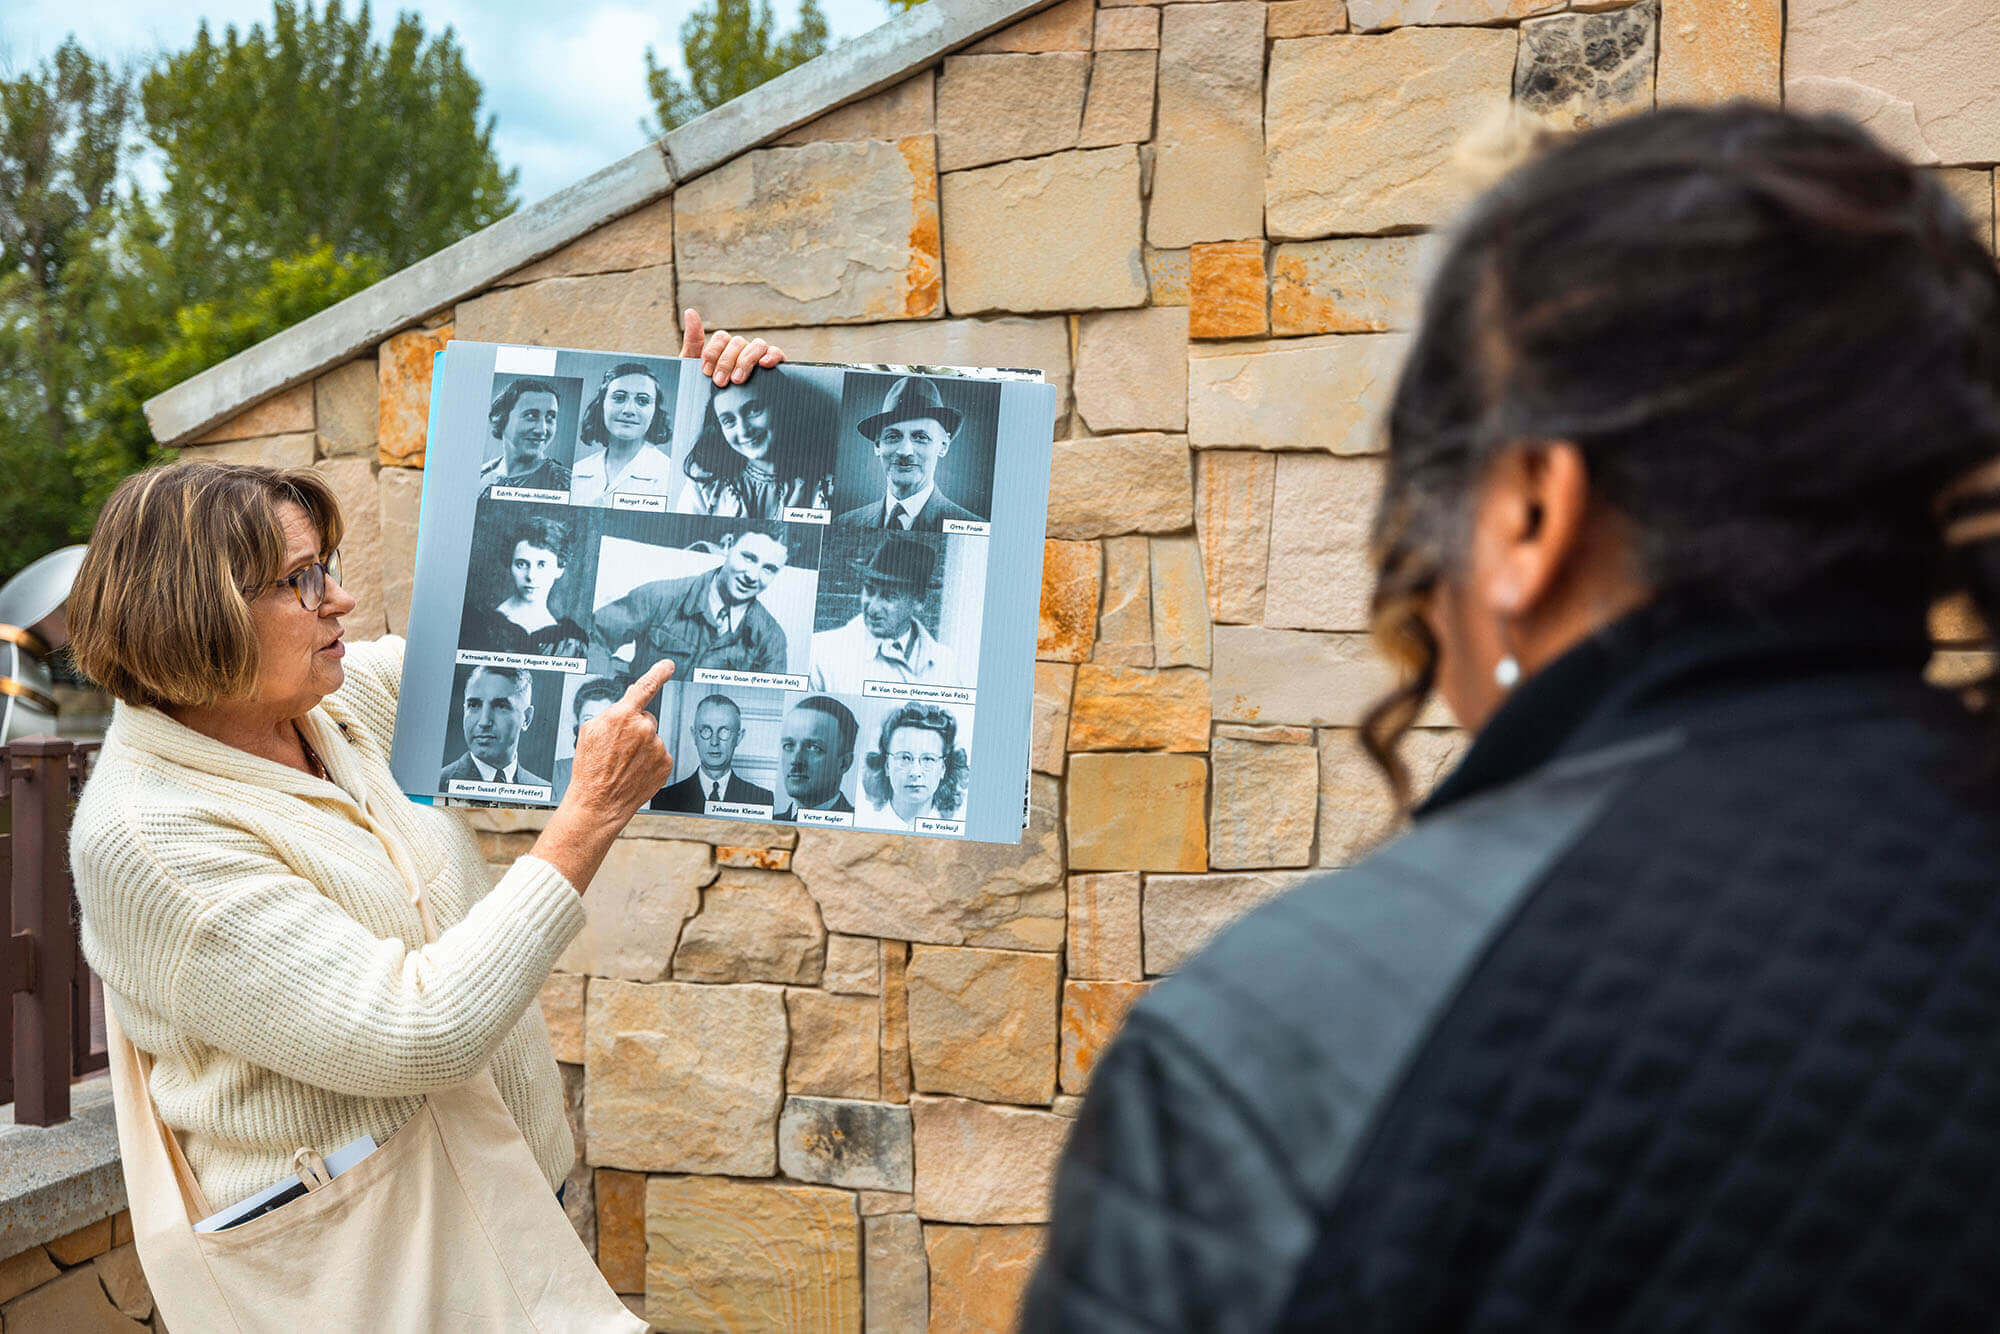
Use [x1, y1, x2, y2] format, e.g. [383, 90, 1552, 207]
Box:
[681, 309, 786, 386]
[562, 659, 676, 821]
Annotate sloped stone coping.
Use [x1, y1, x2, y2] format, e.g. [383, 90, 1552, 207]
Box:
[0, 1077, 125, 1258]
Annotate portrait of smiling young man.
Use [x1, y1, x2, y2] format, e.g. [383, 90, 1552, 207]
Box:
[587, 519, 799, 682]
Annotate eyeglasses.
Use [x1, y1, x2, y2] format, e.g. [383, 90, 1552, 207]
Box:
[250, 553, 343, 611]
[694, 725, 738, 742]
[887, 752, 945, 772]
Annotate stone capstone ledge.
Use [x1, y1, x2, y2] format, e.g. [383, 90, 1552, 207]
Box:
[0, 1078, 125, 1259]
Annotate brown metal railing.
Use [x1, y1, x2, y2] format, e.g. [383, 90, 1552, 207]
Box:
[1, 736, 103, 1126]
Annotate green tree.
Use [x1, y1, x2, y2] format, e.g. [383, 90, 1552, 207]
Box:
[645, 0, 830, 133]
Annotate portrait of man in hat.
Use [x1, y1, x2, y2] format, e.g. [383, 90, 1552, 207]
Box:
[836, 375, 982, 531]
[809, 535, 963, 693]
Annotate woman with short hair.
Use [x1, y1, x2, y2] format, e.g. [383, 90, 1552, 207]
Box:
[570, 361, 676, 507]
[460, 513, 589, 659]
[856, 702, 967, 830]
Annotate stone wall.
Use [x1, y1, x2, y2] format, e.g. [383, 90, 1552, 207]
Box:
[170, 1, 1997, 1328]
[0, 1209, 160, 1331]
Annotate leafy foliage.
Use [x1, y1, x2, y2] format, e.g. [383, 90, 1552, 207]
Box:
[645, 0, 831, 133]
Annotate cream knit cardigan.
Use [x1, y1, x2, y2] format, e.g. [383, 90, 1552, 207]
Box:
[70, 636, 585, 1211]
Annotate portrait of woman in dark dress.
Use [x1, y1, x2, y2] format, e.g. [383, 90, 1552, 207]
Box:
[460, 514, 589, 659]
[674, 368, 837, 518]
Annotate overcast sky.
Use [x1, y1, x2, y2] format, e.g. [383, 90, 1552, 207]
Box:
[2, 0, 893, 205]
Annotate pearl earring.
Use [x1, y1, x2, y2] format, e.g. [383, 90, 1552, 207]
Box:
[1494, 655, 1521, 690]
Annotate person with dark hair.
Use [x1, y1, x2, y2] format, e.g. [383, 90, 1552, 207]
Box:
[460, 514, 589, 659]
[857, 702, 967, 830]
[675, 371, 835, 518]
[439, 666, 546, 788]
[773, 695, 857, 820]
[836, 377, 980, 530]
[651, 693, 775, 812]
[553, 676, 624, 797]
[478, 378, 571, 495]
[571, 362, 675, 507]
[588, 520, 792, 681]
[810, 536, 961, 692]
[1026, 106, 2000, 1331]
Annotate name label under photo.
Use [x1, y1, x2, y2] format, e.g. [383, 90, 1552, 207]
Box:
[456, 649, 587, 675]
[796, 808, 854, 828]
[611, 492, 669, 512]
[942, 519, 991, 537]
[916, 817, 967, 836]
[448, 779, 553, 802]
[705, 801, 775, 819]
[783, 507, 832, 525]
[487, 486, 570, 504]
[691, 668, 809, 691]
[863, 680, 977, 705]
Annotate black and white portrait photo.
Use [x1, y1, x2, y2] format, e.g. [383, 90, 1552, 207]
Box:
[772, 692, 863, 824]
[809, 529, 985, 695]
[585, 512, 821, 684]
[479, 373, 582, 498]
[570, 356, 683, 508]
[437, 663, 563, 796]
[855, 698, 973, 832]
[832, 372, 1001, 532]
[673, 363, 840, 520]
[649, 685, 784, 815]
[458, 500, 599, 664]
[551, 673, 651, 801]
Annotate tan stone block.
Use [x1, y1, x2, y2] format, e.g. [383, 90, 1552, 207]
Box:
[866, 1213, 929, 1333]
[1150, 535, 1211, 668]
[1150, 3, 1267, 248]
[597, 1168, 648, 1294]
[1932, 168, 1996, 255]
[646, 1176, 859, 1331]
[377, 464, 422, 636]
[1932, 593, 1986, 646]
[192, 380, 315, 443]
[936, 53, 1087, 171]
[94, 1244, 151, 1321]
[788, 988, 881, 1099]
[1047, 433, 1193, 539]
[540, 971, 587, 1065]
[555, 839, 715, 980]
[1209, 737, 1319, 868]
[672, 867, 827, 985]
[780, 1095, 914, 1191]
[558, 1061, 594, 1255]
[715, 845, 793, 870]
[111, 1210, 131, 1245]
[943, 146, 1147, 315]
[178, 432, 317, 468]
[1348, 0, 1559, 27]
[1318, 726, 1465, 864]
[906, 945, 1061, 1104]
[1097, 6, 1161, 48]
[677, 137, 939, 328]
[498, 196, 675, 287]
[923, 1224, 1046, 1332]
[1068, 664, 1211, 751]
[1074, 307, 1188, 434]
[625, 813, 797, 846]
[1032, 661, 1076, 775]
[1272, 235, 1440, 335]
[1067, 872, 1143, 980]
[586, 979, 787, 1174]
[378, 322, 451, 467]
[314, 456, 387, 638]
[1786, 0, 2000, 166]
[882, 940, 913, 1101]
[860, 1191, 916, 1215]
[1269, 0, 1349, 36]
[0, 1264, 146, 1332]
[1060, 979, 1152, 1093]
[454, 265, 679, 350]
[1656, 0, 1780, 104]
[1216, 722, 1315, 744]
[1930, 648, 1996, 689]
[740, 316, 1074, 421]
[1052, 1094, 1084, 1117]
[47, 1217, 112, 1265]
[1038, 539, 1101, 663]
[1188, 240, 1268, 339]
[1095, 534, 1155, 667]
[1515, 2, 1656, 131]
[825, 932, 882, 994]
[778, 71, 936, 145]
[314, 358, 379, 457]
[1144, 870, 1320, 973]
[911, 1095, 1071, 1221]
[1215, 625, 1448, 726]
[793, 775, 1066, 947]
[0, 1246, 57, 1305]
[1189, 333, 1410, 452]
[969, 0, 1096, 51]
[1264, 454, 1383, 632]
[1067, 752, 1209, 871]
[1147, 246, 1192, 306]
[1267, 31, 1514, 239]
[1195, 451, 1274, 624]
[1080, 50, 1159, 148]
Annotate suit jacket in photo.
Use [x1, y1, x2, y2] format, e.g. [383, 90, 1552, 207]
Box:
[773, 792, 856, 821]
[439, 752, 549, 788]
[650, 770, 776, 813]
[837, 487, 979, 532]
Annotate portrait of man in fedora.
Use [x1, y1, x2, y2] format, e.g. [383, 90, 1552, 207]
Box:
[810, 535, 964, 693]
[836, 376, 982, 531]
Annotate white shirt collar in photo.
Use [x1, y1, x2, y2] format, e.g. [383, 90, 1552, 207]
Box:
[882, 481, 935, 528]
[860, 790, 935, 830]
[470, 754, 516, 784]
[573, 443, 673, 504]
[698, 767, 735, 802]
[704, 574, 746, 635]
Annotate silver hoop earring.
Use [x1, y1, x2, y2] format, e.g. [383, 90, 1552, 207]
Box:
[1494, 655, 1521, 690]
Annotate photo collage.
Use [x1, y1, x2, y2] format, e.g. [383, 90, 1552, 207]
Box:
[436, 350, 1001, 836]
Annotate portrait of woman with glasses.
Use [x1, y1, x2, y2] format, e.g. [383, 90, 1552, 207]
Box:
[857, 700, 968, 831]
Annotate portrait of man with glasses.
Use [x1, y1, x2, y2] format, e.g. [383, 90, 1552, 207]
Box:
[649, 691, 776, 813]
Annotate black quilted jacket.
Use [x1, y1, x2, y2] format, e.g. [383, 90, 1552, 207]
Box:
[1022, 600, 2000, 1332]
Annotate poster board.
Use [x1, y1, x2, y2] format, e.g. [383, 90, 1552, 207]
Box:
[388, 340, 1057, 845]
